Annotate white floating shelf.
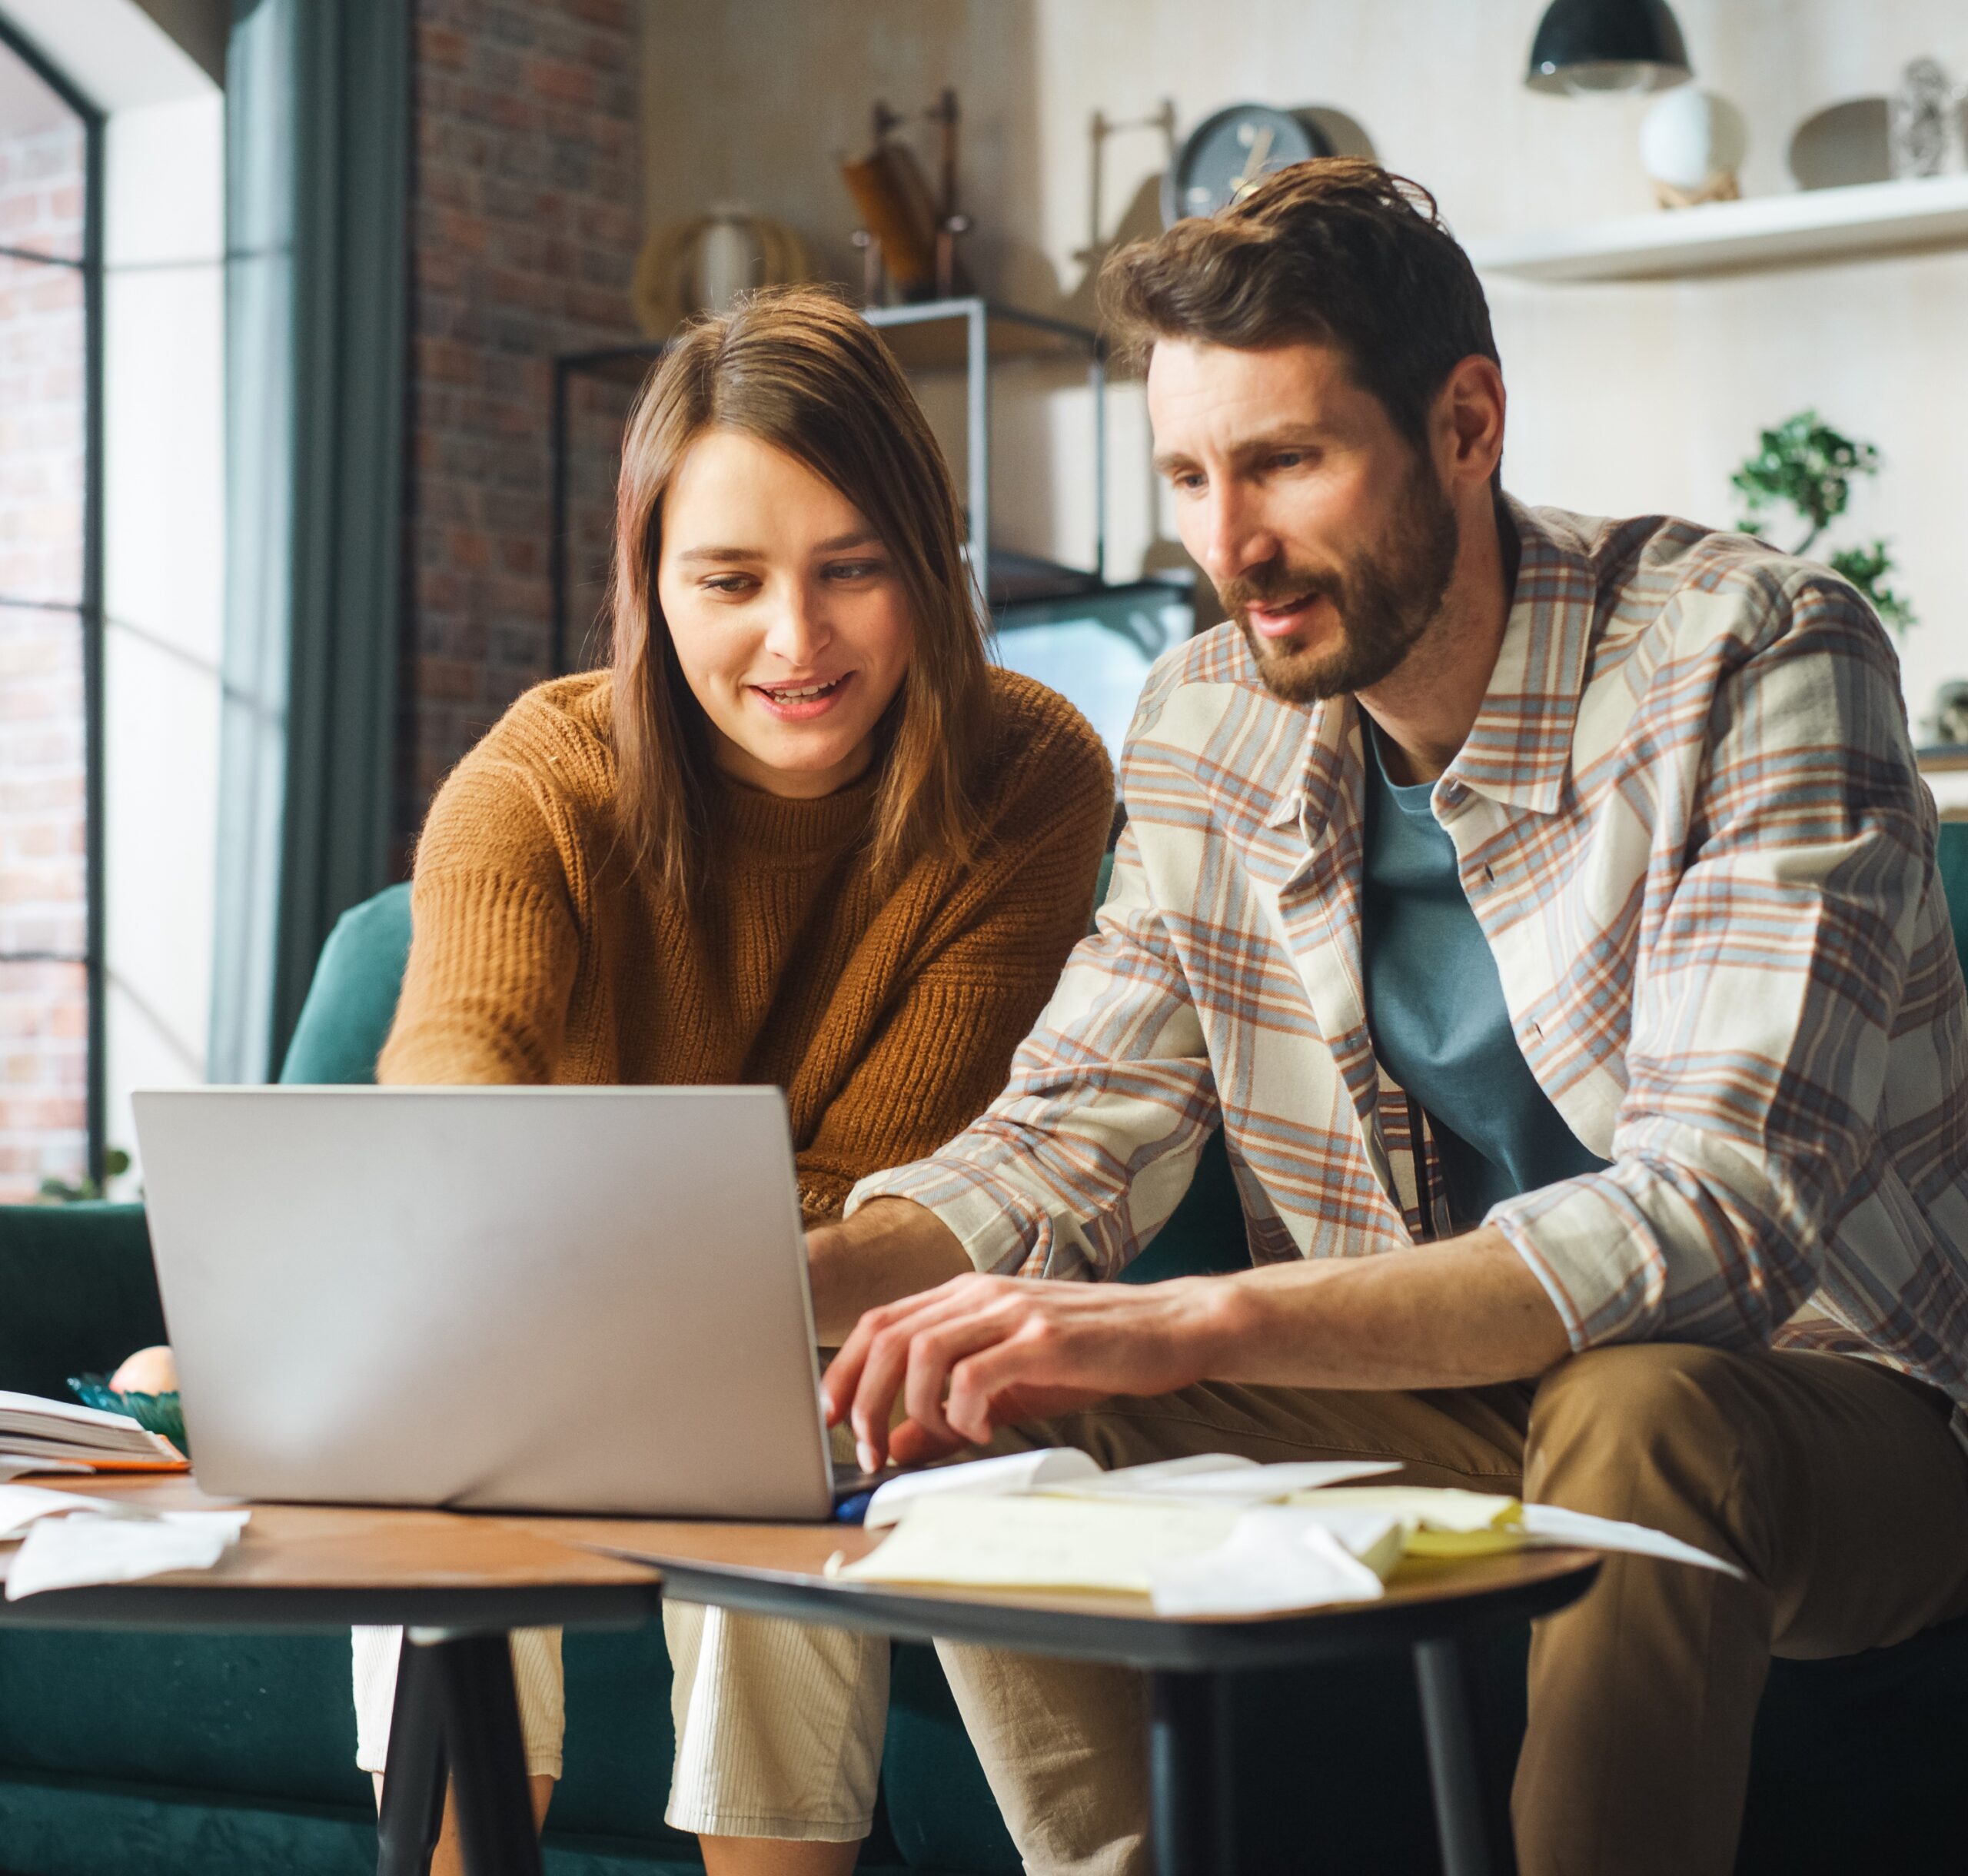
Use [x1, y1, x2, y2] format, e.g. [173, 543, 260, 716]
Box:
[1469, 172, 1968, 283]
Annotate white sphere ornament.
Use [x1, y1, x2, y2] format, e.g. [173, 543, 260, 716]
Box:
[1640, 88, 1749, 204]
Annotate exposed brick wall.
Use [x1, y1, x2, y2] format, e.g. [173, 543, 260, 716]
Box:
[0, 114, 88, 1200]
[399, 0, 644, 863]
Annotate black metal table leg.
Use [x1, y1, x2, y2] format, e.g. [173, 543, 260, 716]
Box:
[427, 1631, 545, 1876]
[1414, 1638, 1514, 1876]
[377, 1631, 447, 1876]
[1148, 1668, 1235, 1876]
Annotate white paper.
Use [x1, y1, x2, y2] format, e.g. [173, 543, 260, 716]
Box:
[1282, 1485, 1522, 1532]
[5, 1509, 249, 1600]
[0, 1482, 121, 1541]
[837, 1495, 1238, 1591]
[1059, 1452, 1258, 1485]
[1053, 1459, 1401, 1505]
[1519, 1504, 1744, 1578]
[863, 1449, 1101, 1528]
[0, 1390, 150, 1432]
[1149, 1506, 1397, 1616]
[0, 1455, 90, 1482]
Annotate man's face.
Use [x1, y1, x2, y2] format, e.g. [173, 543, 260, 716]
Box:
[1148, 338, 1459, 704]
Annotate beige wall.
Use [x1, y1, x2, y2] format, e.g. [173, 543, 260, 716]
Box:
[642, 0, 1968, 735]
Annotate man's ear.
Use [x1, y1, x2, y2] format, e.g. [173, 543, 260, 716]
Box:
[1434, 355, 1507, 491]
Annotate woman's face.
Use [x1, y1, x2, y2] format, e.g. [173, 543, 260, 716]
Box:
[655, 428, 914, 800]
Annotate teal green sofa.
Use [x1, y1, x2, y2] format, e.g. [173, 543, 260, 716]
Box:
[5, 825, 1968, 1874]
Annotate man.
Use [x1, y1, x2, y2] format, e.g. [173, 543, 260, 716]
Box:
[809, 160, 1968, 1876]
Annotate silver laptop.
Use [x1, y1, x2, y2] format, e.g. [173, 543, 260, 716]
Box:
[132, 1086, 836, 1520]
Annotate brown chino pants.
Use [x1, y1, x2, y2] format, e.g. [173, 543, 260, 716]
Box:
[932, 1343, 1968, 1876]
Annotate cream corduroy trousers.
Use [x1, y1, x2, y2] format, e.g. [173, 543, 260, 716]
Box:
[351, 1609, 887, 1840]
[351, 1608, 1144, 1862]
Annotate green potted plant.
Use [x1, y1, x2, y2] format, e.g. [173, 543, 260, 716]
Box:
[1731, 411, 1916, 634]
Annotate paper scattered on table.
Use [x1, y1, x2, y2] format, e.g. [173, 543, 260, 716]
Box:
[837, 1495, 1241, 1592]
[1518, 1504, 1742, 1577]
[1052, 1455, 1401, 1503]
[865, 1451, 1398, 1526]
[1, 1482, 249, 1600]
[0, 1482, 116, 1542]
[838, 1459, 1742, 1614]
[863, 1448, 1101, 1528]
[1149, 1506, 1401, 1615]
[1282, 1486, 1526, 1558]
[5, 1508, 248, 1600]
[0, 1455, 90, 1483]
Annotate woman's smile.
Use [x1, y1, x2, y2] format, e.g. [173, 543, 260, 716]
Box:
[749, 670, 856, 720]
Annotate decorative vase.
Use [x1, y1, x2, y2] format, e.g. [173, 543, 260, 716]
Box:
[1640, 88, 1748, 208]
[630, 207, 810, 339]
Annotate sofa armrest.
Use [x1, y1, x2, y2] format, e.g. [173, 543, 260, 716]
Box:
[0, 1203, 165, 1399]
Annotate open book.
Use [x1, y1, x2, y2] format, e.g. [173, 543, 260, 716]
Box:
[0, 1392, 188, 1475]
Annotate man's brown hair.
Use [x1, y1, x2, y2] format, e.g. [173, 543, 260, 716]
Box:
[1099, 159, 1499, 454]
[610, 286, 992, 911]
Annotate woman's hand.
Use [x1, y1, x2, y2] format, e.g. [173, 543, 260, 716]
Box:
[110, 1345, 179, 1394]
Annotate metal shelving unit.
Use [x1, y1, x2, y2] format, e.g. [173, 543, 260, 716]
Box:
[550, 295, 1162, 675]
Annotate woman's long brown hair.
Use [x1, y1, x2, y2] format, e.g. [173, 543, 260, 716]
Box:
[610, 287, 993, 910]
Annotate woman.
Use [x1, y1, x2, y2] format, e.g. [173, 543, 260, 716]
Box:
[122, 287, 1112, 1874]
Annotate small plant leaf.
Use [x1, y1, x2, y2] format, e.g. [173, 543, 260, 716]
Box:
[1731, 411, 1913, 634]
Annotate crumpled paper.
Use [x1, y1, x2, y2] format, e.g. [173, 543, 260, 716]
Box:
[864, 1450, 1396, 1528]
[1148, 1505, 1401, 1615]
[865, 1449, 1102, 1527]
[0, 1455, 88, 1483]
[1052, 1455, 1402, 1504]
[0, 1484, 248, 1601]
[0, 1482, 115, 1540]
[1144, 1495, 1743, 1617]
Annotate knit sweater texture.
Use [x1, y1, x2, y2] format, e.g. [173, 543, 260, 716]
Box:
[380, 667, 1113, 1220]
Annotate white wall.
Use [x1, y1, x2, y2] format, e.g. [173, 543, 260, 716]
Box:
[641, 0, 1968, 736]
[101, 85, 224, 1189]
[2, 0, 225, 1192]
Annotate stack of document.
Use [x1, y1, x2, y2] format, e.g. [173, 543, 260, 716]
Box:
[0, 1392, 187, 1475]
[828, 1452, 1740, 1617]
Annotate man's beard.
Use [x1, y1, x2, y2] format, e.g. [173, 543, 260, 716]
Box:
[1223, 454, 1461, 706]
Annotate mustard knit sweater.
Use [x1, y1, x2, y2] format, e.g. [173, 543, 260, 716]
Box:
[379, 667, 1112, 1221]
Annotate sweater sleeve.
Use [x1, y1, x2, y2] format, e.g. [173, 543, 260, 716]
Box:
[793, 686, 1115, 1219]
[377, 747, 584, 1086]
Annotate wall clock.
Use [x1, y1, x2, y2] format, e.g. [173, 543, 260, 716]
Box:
[1159, 105, 1335, 225]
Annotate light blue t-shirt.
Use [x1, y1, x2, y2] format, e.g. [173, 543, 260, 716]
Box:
[1359, 724, 1609, 1229]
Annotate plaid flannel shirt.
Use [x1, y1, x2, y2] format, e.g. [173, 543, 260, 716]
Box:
[849, 501, 1968, 1408]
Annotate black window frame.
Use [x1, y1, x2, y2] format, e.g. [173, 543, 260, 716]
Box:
[0, 14, 106, 1187]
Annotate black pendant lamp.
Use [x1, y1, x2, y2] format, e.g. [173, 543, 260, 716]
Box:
[1525, 0, 1691, 96]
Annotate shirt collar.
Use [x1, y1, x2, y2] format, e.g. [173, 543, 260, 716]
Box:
[1262, 495, 1598, 837]
[1444, 497, 1599, 817]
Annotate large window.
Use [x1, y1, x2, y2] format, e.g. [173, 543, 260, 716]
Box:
[0, 20, 99, 1199]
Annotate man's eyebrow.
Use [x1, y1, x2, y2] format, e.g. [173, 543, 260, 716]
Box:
[1152, 430, 1334, 478]
[1232, 427, 1329, 459]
